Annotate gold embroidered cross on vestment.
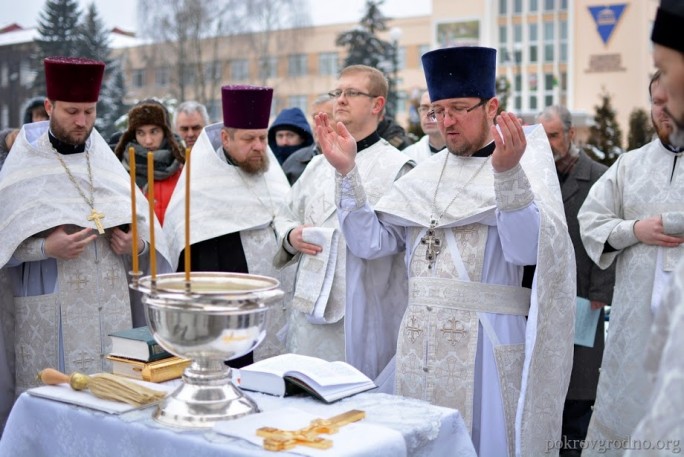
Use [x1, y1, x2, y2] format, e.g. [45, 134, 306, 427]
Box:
[422, 153, 490, 269]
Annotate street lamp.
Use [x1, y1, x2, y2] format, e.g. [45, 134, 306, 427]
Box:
[389, 26, 402, 118]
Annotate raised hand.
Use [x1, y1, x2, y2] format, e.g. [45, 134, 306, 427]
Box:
[634, 215, 684, 247]
[491, 111, 527, 173]
[314, 113, 357, 176]
[44, 226, 97, 260]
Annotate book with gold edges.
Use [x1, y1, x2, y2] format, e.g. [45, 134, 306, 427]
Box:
[106, 355, 191, 383]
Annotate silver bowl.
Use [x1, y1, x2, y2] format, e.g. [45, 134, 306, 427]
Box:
[131, 272, 283, 428]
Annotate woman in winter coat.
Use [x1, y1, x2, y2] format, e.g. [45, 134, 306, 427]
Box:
[114, 101, 185, 225]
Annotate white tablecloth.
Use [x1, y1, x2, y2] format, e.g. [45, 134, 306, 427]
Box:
[0, 390, 475, 457]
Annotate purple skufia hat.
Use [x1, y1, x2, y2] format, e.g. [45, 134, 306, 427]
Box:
[421, 46, 497, 102]
[221, 85, 273, 129]
[44, 56, 105, 102]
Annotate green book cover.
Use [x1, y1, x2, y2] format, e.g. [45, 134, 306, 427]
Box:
[108, 326, 171, 362]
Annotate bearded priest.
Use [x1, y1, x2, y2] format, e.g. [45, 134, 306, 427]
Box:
[163, 85, 294, 366]
[314, 46, 575, 457]
[0, 56, 172, 432]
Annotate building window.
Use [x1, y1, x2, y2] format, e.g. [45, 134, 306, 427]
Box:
[319, 52, 338, 76]
[207, 99, 221, 122]
[529, 0, 538, 12]
[499, 0, 508, 15]
[132, 69, 145, 88]
[155, 67, 169, 87]
[544, 0, 554, 11]
[513, 24, 522, 43]
[499, 25, 508, 64]
[204, 61, 223, 82]
[288, 54, 308, 77]
[259, 57, 277, 79]
[1, 105, 8, 128]
[514, 0, 523, 14]
[560, 0, 567, 10]
[545, 94, 553, 107]
[529, 95, 538, 111]
[287, 95, 308, 113]
[529, 23, 538, 63]
[559, 20, 568, 63]
[231, 59, 248, 80]
[544, 21, 554, 62]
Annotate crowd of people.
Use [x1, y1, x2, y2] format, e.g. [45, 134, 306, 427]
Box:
[0, 1, 682, 455]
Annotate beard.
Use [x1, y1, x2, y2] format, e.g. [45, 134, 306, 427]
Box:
[663, 107, 684, 149]
[50, 118, 93, 146]
[445, 115, 489, 157]
[236, 151, 270, 175]
[670, 124, 684, 149]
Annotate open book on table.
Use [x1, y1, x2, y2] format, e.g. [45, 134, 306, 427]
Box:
[238, 353, 376, 403]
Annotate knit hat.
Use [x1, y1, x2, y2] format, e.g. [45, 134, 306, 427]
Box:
[44, 56, 105, 103]
[221, 85, 273, 129]
[114, 103, 184, 162]
[421, 47, 497, 102]
[651, 0, 684, 54]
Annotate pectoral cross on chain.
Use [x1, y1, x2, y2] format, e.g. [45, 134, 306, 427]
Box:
[87, 209, 106, 234]
[421, 221, 442, 269]
[256, 409, 366, 451]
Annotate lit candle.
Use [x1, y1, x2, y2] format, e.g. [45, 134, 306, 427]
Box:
[128, 147, 139, 274]
[147, 152, 157, 279]
[184, 148, 191, 283]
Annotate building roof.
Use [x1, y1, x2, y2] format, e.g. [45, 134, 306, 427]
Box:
[0, 24, 143, 49]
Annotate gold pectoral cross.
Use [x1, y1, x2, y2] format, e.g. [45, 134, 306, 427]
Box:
[421, 223, 442, 269]
[256, 409, 366, 451]
[87, 208, 105, 234]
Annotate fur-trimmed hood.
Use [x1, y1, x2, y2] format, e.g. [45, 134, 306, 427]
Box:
[114, 103, 184, 162]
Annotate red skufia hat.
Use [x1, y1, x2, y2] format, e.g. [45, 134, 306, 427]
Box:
[44, 56, 105, 103]
[221, 85, 273, 129]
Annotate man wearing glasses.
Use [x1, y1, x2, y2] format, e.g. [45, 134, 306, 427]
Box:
[315, 47, 574, 456]
[273, 65, 414, 390]
[402, 90, 446, 163]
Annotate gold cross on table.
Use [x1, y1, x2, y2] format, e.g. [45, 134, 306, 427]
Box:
[421, 225, 442, 269]
[87, 209, 105, 234]
[256, 409, 366, 451]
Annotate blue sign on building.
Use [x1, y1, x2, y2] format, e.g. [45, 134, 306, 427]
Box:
[588, 4, 628, 45]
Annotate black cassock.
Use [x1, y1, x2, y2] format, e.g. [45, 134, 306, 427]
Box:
[177, 231, 253, 368]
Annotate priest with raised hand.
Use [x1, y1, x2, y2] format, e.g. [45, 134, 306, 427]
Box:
[163, 85, 294, 366]
[315, 46, 575, 456]
[0, 56, 171, 433]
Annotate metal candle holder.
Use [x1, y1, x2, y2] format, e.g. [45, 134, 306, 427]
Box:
[130, 271, 283, 428]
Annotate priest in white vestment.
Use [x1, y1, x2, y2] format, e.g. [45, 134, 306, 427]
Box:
[625, 4, 684, 454]
[0, 57, 172, 433]
[402, 90, 445, 163]
[578, 70, 684, 456]
[273, 65, 414, 388]
[315, 47, 575, 457]
[163, 85, 294, 365]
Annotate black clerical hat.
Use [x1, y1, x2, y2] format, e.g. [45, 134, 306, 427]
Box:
[421, 47, 497, 102]
[652, 0, 684, 54]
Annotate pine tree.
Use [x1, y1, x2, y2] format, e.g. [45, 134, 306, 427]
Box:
[586, 88, 624, 166]
[32, 0, 83, 93]
[335, 1, 398, 116]
[78, 3, 127, 138]
[627, 107, 654, 151]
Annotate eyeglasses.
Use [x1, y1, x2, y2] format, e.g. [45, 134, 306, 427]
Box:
[427, 99, 489, 122]
[328, 88, 378, 100]
[417, 105, 431, 115]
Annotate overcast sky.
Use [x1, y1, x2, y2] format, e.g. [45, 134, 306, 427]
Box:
[1, 0, 430, 33]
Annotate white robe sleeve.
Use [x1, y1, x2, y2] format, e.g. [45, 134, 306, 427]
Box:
[336, 166, 406, 259]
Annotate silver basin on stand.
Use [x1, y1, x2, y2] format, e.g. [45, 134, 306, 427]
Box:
[130, 272, 283, 428]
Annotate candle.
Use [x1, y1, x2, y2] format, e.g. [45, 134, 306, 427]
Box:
[147, 152, 157, 279]
[128, 147, 139, 274]
[184, 148, 191, 283]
